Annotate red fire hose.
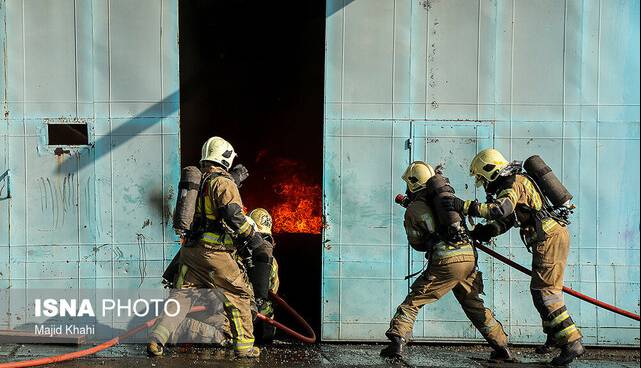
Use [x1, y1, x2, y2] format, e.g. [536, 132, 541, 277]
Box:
[0, 293, 316, 368]
[474, 242, 641, 321]
[259, 291, 317, 344]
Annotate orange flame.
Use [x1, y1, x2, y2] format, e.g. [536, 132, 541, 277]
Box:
[271, 175, 322, 234]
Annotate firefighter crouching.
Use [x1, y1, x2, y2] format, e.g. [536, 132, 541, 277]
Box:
[148, 136, 263, 358]
[248, 208, 280, 344]
[381, 161, 513, 361]
[442, 148, 585, 366]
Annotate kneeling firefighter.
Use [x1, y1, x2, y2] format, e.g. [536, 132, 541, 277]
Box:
[148, 136, 263, 358]
[248, 208, 280, 344]
[381, 161, 512, 361]
[442, 148, 584, 366]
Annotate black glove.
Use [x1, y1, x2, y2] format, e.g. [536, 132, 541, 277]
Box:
[229, 164, 249, 187]
[441, 196, 465, 213]
[237, 245, 254, 268]
[471, 224, 494, 243]
[237, 232, 263, 267]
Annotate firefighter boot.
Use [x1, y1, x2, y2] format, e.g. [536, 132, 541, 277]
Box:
[235, 346, 261, 359]
[146, 340, 164, 357]
[489, 346, 516, 362]
[380, 334, 406, 358]
[551, 339, 585, 366]
[535, 334, 557, 354]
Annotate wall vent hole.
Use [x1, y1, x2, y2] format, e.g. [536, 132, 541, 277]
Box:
[48, 123, 89, 145]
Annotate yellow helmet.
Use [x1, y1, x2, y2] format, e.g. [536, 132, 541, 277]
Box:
[470, 148, 509, 187]
[401, 161, 436, 193]
[200, 136, 237, 170]
[249, 208, 273, 235]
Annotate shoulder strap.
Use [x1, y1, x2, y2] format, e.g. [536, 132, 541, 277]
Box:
[518, 173, 553, 212]
[196, 172, 222, 230]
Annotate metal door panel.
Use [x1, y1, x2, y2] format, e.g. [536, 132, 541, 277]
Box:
[0, 0, 180, 329]
[322, 120, 410, 341]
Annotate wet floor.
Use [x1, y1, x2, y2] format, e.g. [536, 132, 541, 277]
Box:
[0, 342, 638, 368]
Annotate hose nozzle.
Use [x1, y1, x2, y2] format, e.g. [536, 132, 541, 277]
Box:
[395, 194, 410, 208]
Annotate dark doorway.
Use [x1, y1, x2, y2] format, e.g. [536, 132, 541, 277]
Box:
[179, 1, 325, 340]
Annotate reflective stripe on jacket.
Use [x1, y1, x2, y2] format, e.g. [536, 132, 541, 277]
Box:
[196, 167, 248, 250]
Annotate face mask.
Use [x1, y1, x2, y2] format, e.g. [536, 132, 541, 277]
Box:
[405, 187, 414, 200]
[475, 175, 486, 189]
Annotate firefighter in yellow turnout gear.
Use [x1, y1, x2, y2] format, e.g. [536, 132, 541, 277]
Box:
[148, 137, 262, 358]
[443, 148, 585, 366]
[249, 208, 280, 343]
[381, 161, 512, 361]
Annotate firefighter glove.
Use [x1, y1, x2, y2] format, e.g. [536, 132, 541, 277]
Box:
[237, 246, 254, 268]
[230, 164, 249, 187]
[471, 224, 494, 243]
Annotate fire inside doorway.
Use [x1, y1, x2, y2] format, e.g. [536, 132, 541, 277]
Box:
[178, 1, 326, 337]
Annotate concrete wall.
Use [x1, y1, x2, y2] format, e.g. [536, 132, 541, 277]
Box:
[0, 0, 180, 331]
[322, 0, 640, 345]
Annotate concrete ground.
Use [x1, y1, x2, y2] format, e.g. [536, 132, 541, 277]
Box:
[0, 342, 638, 368]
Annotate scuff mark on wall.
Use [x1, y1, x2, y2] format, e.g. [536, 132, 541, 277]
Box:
[38, 174, 76, 230]
[136, 233, 147, 287]
[114, 246, 124, 261]
[419, 0, 436, 12]
[428, 16, 440, 107]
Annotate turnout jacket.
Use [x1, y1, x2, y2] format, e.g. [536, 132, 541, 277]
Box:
[197, 166, 255, 250]
[465, 174, 561, 246]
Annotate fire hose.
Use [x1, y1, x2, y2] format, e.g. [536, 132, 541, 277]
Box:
[474, 241, 640, 321]
[0, 291, 316, 368]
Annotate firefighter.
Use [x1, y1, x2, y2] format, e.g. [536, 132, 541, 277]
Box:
[245, 208, 275, 327]
[248, 208, 280, 343]
[148, 136, 263, 358]
[381, 161, 513, 361]
[442, 148, 585, 366]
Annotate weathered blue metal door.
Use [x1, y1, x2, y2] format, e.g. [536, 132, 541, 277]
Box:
[323, 0, 640, 345]
[0, 0, 180, 331]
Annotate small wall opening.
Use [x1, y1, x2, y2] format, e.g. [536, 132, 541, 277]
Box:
[47, 123, 89, 146]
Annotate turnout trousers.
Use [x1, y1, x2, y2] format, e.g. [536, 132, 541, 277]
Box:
[530, 225, 582, 345]
[387, 260, 508, 348]
[150, 244, 255, 352]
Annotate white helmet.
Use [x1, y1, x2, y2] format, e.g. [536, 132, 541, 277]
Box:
[200, 136, 237, 170]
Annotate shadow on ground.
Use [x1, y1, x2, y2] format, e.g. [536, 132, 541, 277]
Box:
[0, 343, 638, 368]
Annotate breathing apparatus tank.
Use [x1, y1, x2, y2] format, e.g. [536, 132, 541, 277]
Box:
[523, 155, 572, 208]
[173, 166, 203, 236]
[425, 174, 469, 244]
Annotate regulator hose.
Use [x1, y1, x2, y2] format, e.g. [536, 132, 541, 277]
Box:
[0, 293, 316, 368]
[474, 241, 641, 321]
